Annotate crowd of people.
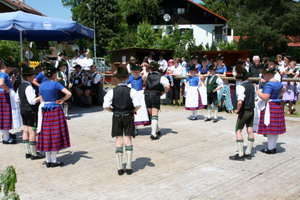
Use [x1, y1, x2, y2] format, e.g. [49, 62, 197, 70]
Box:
[0, 50, 299, 173]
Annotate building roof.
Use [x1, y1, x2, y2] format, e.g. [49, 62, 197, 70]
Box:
[0, 0, 44, 16]
[186, 0, 228, 21]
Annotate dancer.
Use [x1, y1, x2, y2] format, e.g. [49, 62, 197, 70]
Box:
[256, 64, 286, 154]
[37, 65, 72, 168]
[0, 57, 16, 144]
[144, 61, 170, 140]
[229, 65, 255, 161]
[103, 67, 141, 175]
[204, 65, 223, 123]
[185, 65, 204, 120]
[126, 64, 150, 134]
[18, 67, 44, 159]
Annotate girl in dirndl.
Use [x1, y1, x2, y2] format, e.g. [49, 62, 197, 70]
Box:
[255, 64, 286, 154]
[198, 55, 210, 106]
[0, 57, 16, 144]
[126, 64, 150, 135]
[37, 65, 72, 168]
[185, 65, 204, 120]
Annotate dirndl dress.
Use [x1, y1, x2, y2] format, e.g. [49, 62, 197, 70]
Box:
[134, 90, 150, 126]
[185, 86, 204, 110]
[37, 103, 70, 152]
[0, 91, 12, 130]
[258, 101, 286, 135]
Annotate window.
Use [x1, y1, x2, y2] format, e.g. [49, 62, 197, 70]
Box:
[177, 8, 185, 14]
[227, 28, 232, 36]
[214, 26, 223, 41]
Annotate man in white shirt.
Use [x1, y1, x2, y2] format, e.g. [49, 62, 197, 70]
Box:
[83, 65, 101, 106]
[158, 53, 168, 73]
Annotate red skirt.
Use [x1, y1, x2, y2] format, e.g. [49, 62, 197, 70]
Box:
[37, 106, 70, 152]
[258, 102, 286, 135]
[0, 91, 12, 130]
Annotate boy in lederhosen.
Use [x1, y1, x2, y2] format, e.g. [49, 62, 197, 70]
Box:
[229, 66, 255, 161]
[18, 67, 45, 160]
[103, 67, 141, 176]
[204, 65, 223, 123]
[57, 61, 71, 119]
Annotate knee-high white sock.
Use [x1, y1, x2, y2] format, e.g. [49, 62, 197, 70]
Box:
[23, 139, 30, 154]
[29, 141, 37, 156]
[45, 152, 51, 163]
[115, 147, 123, 170]
[125, 145, 133, 169]
[192, 110, 197, 117]
[214, 107, 218, 119]
[267, 135, 276, 150]
[207, 108, 212, 119]
[272, 135, 279, 149]
[51, 151, 58, 163]
[236, 140, 244, 157]
[63, 104, 68, 117]
[1, 130, 10, 141]
[151, 116, 158, 136]
[245, 138, 255, 155]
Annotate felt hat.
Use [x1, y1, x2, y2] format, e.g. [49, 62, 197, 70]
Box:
[189, 65, 197, 71]
[130, 63, 142, 71]
[74, 64, 82, 69]
[159, 52, 165, 57]
[235, 68, 250, 80]
[216, 54, 223, 60]
[208, 64, 217, 70]
[59, 60, 68, 67]
[201, 55, 208, 62]
[21, 67, 37, 75]
[129, 56, 137, 61]
[3, 56, 15, 67]
[149, 61, 160, 71]
[116, 67, 130, 78]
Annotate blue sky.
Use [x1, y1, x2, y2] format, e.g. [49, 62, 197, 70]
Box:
[26, 0, 202, 20]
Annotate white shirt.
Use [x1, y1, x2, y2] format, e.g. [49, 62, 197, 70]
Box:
[16, 81, 37, 105]
[103, 84, 141, 109]
[206, 75, 223, 88]
[160, 76, 170, 88]
[173, 65, 183, 76]
[158, 59, 168, 72]
[236, 80, 249, 101]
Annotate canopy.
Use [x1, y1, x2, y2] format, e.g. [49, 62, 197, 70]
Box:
[0, 11, 94, 41]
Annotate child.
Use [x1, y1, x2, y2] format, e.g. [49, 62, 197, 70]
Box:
[18, 67, 44, 159]
[185, 65, 204, 120]
[126, 64, 150, 134]
[166, 59, 174, 87]
[103, 67, 141, 175]
[204, 65, 223, 123]
[57, 61, 71, 119]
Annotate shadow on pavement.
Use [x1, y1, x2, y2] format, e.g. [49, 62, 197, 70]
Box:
[252, 142, 286, 155]
[136, 127, 178, 137]
[132, 157, 155, 173]
[58, 150, 93, 167]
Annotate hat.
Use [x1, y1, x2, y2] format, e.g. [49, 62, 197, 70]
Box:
[235, 68, 250, 80]
[262, 64, 277, 74]
[130, 63, 142, 71]
[189, 65, 197, 71]
[149, 61, 160, 71]
[159, 52, 165, 57]
[201, 55, 208, 62]
[268, 56, 278, 65]
[59, 60, 68, 67]
[167, 59, 174, 66]
[21, 67, 37, 75]
[116, 67, 130, 78]
[216, 54, 223, 60]
[208, 64, 217, 70]
[3, 56, 15, 67]
[74, 64, 82, 69]
[129, 56, 136, 61]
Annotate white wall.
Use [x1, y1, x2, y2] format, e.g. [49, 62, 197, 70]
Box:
[152, 24, 233, 47]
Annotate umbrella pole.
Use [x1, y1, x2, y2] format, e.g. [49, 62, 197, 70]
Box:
[20, 31, 23, 62]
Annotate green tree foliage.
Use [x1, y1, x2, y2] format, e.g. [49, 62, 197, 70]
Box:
[136, 22, 160, 48]
[62, 0, 121, 56]
[0, 41, 20, 63]
[0, 166, 19, 200]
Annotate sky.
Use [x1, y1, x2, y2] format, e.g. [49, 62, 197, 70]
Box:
[25, 0, 202, 20]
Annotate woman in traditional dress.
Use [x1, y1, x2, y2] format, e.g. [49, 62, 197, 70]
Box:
[198, 55, 210, 106]
[256, 64, 286, 154]
[185, 65, 204, 120]
[37, 65, 72, 167]
[0, 57, 16, 144]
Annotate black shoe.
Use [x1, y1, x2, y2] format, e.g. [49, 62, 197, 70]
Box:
[118, 169, 125, 176]
[190, 116, 197, 120]
[135, 129, 139, 136]
[244, 154, 252, 160]
[51, 161, 64, 168]
[150, 135, 160, 140]
[213, 118, 218, 123]
[9, 133, 17, 139]
[261, 148, 277, 154]
[31, 153, 46, 160]
[204, 118, 211, 122]
[25, 153, 31, 159]
[46, 162, 52, 168]
[66, 116, 71, 120]
[229, 154, 245, 161]
[156, 131, 161, 136]
[126, 169, 133, 175]
[2, 138, 17, 144]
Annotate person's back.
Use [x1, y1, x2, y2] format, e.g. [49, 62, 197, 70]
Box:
[112, 85, 135, 114]
[145, 72, 164, 94]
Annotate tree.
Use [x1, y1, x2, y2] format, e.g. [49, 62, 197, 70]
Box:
[62, 0, 121, 56]
[136, 22, 160, 48]
[0, 166, 19, 200]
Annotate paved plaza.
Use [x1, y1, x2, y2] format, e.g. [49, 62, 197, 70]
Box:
[1, 106, 300, 200]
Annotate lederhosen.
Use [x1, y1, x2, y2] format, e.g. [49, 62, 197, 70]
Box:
[90, 73, 100, 93]
[207, 75, 219, 105]
[236, 81, 255, 130]
[111, 85, 135, 137]
[145, 72, 164, 109]
[72, 71, 83, 88]
[18, 82, 39, 127]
